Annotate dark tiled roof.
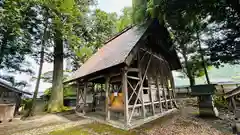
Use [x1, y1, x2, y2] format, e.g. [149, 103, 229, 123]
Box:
[67, 20, 181, 83]
[0, 80, 31, 95]
[68, 23, 149, 82]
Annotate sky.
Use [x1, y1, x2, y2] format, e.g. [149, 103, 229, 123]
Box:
[97, 0, 132, 14]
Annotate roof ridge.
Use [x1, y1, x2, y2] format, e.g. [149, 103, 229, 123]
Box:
[104, 25, 134, 44]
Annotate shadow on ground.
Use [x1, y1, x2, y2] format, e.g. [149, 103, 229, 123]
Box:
[55, 110, 85, 122]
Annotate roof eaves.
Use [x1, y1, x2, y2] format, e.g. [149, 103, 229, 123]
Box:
[0, 81, 32, 95]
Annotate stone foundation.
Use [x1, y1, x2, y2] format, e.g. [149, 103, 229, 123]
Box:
[198, 95, 219, 117]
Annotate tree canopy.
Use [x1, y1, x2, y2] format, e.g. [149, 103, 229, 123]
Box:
[131, 0, 240, 85]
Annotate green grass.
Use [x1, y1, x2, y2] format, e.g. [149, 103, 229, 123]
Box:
[84, 123, 137, 135]
[49, 126, 90, 135]
[48, 123, 138, 135]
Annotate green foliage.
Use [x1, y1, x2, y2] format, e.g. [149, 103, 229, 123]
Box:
[68, 8, 118, 70]
[44, 84, 76, 98]
[117, 7, 133, 32]
[133, 0, 240, 65]
[132, 0, 148, 24]
[49, 123, 137, 135]
[132, 0, 224, 85]
[0, 0, 34, 84]
[213, 95, 228, 109]
[21, 98, 33, 111]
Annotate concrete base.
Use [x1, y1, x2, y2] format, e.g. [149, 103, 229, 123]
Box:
[198, 95, 219, 117]
[76, 108, 178, 130]
[232, 121, 240, 134]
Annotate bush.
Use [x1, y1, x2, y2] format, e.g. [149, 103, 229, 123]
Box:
[21, 98, 33, 110]
[213, 95, 228, 109]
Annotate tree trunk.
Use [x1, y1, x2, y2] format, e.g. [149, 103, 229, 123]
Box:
[182, 48, 195, 86]
[47, 28, 64, 112]
[196, 30, 210, 84]
[26, 41, 45, 117]
[25, 14, 48, 117]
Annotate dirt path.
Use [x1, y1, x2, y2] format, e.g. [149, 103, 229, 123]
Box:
[0, 111, 92, 135]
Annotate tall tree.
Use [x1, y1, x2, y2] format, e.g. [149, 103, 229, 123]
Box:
[141, 0, 240, 65]
[43, 0, 83, 112]
[0, 0, 34, 85]
[132, 0, 215, 85]
[68, 9, 118, 70]
[25, 9, 49, 116]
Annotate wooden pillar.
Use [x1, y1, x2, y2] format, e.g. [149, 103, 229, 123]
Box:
[122, 68, 129, 126]
[169, 88, 173, 109]
[221, 85, 225, 94]
[156, 77, 162, 112]
[162, 86, 168, 110]
[76, 82, 80, 107]
[149, 79, 155, 115]
[83, 82, 88, 114]
[138, 53, 146, 118]
[231, 97, 237, 116]
[161, 61, 168, 110]
[76, 81, 82, 110]
[105, 76, 110, 121]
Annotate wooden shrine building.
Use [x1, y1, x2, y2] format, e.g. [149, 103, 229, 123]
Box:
[66, 19, 181, 129]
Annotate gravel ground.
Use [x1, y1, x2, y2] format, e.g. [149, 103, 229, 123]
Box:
[0, 98, 235, 135]
[145, 107, 232, 135]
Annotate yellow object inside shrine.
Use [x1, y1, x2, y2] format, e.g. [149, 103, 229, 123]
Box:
[109, 93, 124, 112]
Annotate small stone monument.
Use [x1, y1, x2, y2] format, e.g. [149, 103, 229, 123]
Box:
[191, 84, 219, 117]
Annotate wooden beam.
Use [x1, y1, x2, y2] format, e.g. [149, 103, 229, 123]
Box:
[122, 68, 129, 126]
[140, 48, 164, 62]
[129, 55, 152, 122]
[127, 76, 140, 80]
[88, 75, 104, 81]
[140, 51, 147, 62]
[156, 77, 162, 112]
[127, 68, 139, 72]
[224, 86, 240, 99]
[110, 73, 121, 77]
[105, 76, 110, 121]
[125, 44, 139, 66]
[127, 80, 140, 104]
